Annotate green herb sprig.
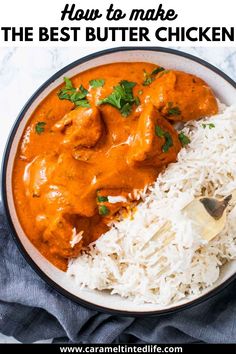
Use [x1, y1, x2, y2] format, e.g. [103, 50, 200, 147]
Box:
[178, 132, 191, 146]
[167, 102, 181, 116]
[89, 79, 105, 88]
[202, 123, 215, 129]
[98, 80, 139, 117]
[58, 77, 90, 108]
[155, 125, 173, 153]
[143, 67, 165, 86]
[162, 132, 173, 153]
[35, 122, 46, 135]
[98, 205, 110, 216]
[97, 195, 108, 203]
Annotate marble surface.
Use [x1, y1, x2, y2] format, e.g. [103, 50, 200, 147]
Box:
[0, 46, 236, 343]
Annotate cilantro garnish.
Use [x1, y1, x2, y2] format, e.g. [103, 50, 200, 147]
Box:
[178, 132, 191, 146]
[98, 80, 139, 117]
[202, 123, 215, 129]
[89, 79, 105, 88]
[35, 122, 46, 135]
[98, 205, 110, 216]
[143, 67, 165, 86]
[155, 125, 173, 153]
[57, 77, 90, 108]
[162, 132, 173, 153]
[97, 195, 109, 203]
[167, 102, 181, 116]
[155, 125, 165, 138]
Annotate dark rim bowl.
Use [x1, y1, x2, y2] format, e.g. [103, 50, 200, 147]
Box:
[1, 47, 236, 316]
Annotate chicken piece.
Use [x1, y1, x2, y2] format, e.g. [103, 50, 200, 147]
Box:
[42, 213, 83, 259]
[53, 106, 103, 148]
[148, 70, 218, 121]
[127, 103, 181, 167]
[72, 148, 93, 162]
[24, 153, 98, 218]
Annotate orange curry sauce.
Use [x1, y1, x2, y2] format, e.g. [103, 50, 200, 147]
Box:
[13, 62, 218, 270]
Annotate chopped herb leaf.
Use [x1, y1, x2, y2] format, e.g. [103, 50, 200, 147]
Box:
[89, 79, 105, 88]
[99, 90, 121, 109]
[75, 99, 91, 108]
[151, 67, 165, 75]
[134, 96, 140, 106]
[69, 91, 86, 102]
[143, 75, 154, 86]
[79, 84, 88, 96]
[162, 132, 173, 153]
[155, 125, 165, 138]
[98, 80, 138, 117]
[120, 103, 133, 117]
[58, 77, 90, 107]
[155, 124, 173, 152]
[167, 102, 181, 116]
[97, 195, 108, 203]
[169, 108, 181, 115]
[64, 77, 74, 90]
[178, 132, 191, 146]
[98, 205, 109, 216]
[138, 89, 143, 95]
[202, 123, 215, 129]
[120, 80, 136, 91]
[35, 122, 46, 135]
[158, 70, 170, 78]
[143, 67, 166, 86]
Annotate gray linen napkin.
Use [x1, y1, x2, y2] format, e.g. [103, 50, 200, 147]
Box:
[0, 202, 236, 343]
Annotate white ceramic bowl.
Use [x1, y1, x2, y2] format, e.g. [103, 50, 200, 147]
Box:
[2, 47, 236, 316]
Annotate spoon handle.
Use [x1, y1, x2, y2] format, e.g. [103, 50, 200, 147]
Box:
[199, 195, 231, 220]
[231, 189, 236, 202]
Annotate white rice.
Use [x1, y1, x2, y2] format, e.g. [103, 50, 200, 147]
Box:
[67, 104, 236, 305]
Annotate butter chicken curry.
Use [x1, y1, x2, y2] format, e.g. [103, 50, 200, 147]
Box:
[13, 62, 218, 270]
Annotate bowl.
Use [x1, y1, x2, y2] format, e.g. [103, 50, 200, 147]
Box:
[2, 47, 236, 316]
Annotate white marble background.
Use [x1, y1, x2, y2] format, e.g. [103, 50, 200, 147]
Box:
[0, 46, 236, 343]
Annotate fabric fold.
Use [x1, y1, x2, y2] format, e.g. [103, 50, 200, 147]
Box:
[0, 203, 235, 343]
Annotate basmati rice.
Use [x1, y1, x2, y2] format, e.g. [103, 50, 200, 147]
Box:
[67, 105, 236, 305]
